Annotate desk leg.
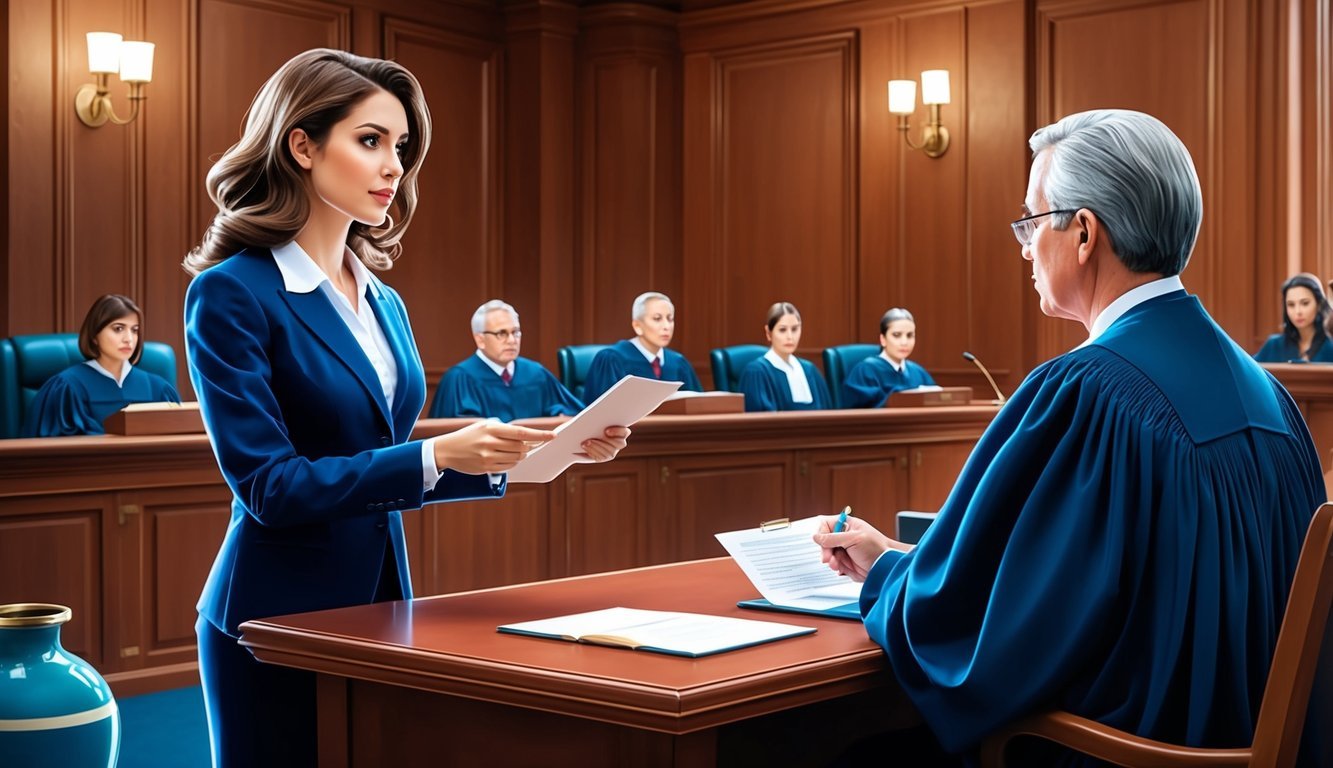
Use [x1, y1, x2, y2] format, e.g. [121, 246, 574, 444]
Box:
[317, 674, 350, 768]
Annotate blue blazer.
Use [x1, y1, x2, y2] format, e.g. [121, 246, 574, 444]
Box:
[186, 248, 501, 636]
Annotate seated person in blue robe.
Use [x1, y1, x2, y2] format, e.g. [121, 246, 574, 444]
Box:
[813, 110, 1329, 766]
[431, 300, 583, 421]
[23, 294, 181, 437]
[1253, 273, 1333, 363]
[581, 291, 702, 402]
[841, 308, 936, 408]
[739, 301, 831, 412]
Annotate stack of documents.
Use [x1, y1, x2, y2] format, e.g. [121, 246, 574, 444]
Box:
[497, 607, 815, 657]
[715, 516, 862, 619]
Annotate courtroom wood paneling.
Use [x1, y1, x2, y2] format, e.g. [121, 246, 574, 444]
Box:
[0, 497, 108, 664]
[905, 441, 971, 511]
[384, 18, 504, 385]
[664, 451, 793, 561]
[577, 6, 683, 346]
[798, 446, 909, 532]
[139, 489, 232, 664]
[564, 460, 654, 575]
[417, 483, 551, 594]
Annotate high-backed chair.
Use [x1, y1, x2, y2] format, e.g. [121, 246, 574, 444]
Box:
[822, 344, 880, 409]
[0, 333, 178, 438]
[709, 344, 768, 393]
[557, 344, 610, 402]
[980, 502, 1333, 768]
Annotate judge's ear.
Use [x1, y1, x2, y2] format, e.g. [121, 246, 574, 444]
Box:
[288, 128, 316, 170]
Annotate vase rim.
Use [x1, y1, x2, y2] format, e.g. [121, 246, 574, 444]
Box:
[0, 603, 72, 627]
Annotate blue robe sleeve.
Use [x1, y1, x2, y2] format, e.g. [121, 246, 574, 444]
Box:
[680, 357, 703, 392]
[841, 359, 887, 408]
[432, 367, 486, 418]
[539, 371, 584, 417]
[149, 373, 181, 404]
[581, 349, 624, 403]
[22, 371, 101, 437]
[739, 361, 780, 412]
[804, 360, 833, 409]
[915, 362, 936, 387]
[1254, 334, 1287, 362]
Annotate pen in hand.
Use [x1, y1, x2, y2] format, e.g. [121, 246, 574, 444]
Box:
[833, 506, 851, 533]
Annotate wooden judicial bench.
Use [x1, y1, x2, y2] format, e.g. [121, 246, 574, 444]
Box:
[239, 557, 919, 768]
[1264, 364, 1333, 471]
[0, 406, 996, 695]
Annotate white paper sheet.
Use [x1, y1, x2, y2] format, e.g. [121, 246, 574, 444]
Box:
[715, 516, 861, 610]
[499, 607, 814, 656]
[507, 375, 681, 483]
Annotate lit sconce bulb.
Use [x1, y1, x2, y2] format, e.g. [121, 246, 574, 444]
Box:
[118, 42, 155, 84]
[921, 70, 951, 105]
[887, 80, 916, 115]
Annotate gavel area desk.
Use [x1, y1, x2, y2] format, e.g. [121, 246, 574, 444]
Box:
[239, 558, 917, 767]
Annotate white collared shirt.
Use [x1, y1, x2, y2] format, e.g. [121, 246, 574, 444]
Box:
[271, 242, 451, 491]
[630, 337, 663, 367]
[1080, 275, 1186, 347]
[85, 358, 132, 388]
[474, 349, 515, 380]
[879, 352, 904, 373]
[764, 348, 813, 404]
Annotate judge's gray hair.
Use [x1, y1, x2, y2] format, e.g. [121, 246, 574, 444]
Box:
[632, 291, 673, 321]
[1029, 109, 1202, 276]
[471, 300, 520, 334]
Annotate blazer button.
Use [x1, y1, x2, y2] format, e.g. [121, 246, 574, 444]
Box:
[379, 436, 391, 447]
[366, 503, 376, 512]
[396, 499, 405, 507]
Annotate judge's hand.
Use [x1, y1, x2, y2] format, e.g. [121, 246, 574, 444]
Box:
[574, 426, 631, 462]
[433, 420, 555, 474]
[812, 515, 901, 583]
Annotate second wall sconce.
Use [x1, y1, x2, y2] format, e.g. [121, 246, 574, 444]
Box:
[75, 32, 155, 128]
[888, 69, 951, 158]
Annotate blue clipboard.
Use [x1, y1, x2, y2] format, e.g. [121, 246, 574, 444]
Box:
[737, 598, 861, 621]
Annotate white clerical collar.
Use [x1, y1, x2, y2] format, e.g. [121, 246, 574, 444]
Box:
[878, 351, 904, 373]
[272, 240, 382, 300]
[763, 348, 794, 371]
[474, 349, 515, 378]
[1082, 275, 1185, 347]
[630, 337, 662, 363]
[86, 358, 132, 387]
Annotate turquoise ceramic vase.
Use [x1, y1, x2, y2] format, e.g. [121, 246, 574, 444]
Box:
[0, 604, 120, 767]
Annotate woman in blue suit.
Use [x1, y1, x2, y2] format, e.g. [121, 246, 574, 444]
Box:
[842, 308, 936, 408]
[738, 301, 831, 411]
[181, 50, 627, 768]
[1253, 273, 1333, 363]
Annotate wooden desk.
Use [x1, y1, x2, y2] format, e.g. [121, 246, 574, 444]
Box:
[0, 406, 996, 695]
[1264, 363, 1333, 466]
[239, 558, 917, 767]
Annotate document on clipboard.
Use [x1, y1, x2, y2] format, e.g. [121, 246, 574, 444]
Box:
[715, 516, 862, 620]
[507, 375, 681, 483]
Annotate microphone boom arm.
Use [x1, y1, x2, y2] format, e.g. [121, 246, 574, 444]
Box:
[962, 352, 1007, 405]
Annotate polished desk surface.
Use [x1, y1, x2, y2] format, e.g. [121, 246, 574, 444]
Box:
[238, 557, 894, 734]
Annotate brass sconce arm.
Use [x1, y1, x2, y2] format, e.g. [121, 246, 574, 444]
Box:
[75, 73, 147, 128]
[896, 103, 950, 159]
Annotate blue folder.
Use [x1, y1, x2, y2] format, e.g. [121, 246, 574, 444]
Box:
[737, 598, 861, 621]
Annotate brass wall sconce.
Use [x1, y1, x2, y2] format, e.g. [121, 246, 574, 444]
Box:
[888, 69, 951, 158]
[74, 32, 155, 128]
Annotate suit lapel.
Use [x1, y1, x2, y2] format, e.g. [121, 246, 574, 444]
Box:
[279, 289, 393, 431]
[367, 286, 415, 440]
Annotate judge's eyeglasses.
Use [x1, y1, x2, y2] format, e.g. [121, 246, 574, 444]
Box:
[1010, 209, 1078, 246]
[482, 330, 522, 342]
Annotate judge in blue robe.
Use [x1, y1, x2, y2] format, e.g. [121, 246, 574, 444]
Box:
[430, 300, 583, 420]
[23, 293, 180, 437]
[841, 308, 936, 408]
[739, 301, 831, 411]
[581, 291, 702, 402]
[814, 110, 1328, 766]
[1253, 273, 1333, 363]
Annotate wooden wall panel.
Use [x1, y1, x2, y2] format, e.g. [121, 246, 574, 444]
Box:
[666, 452, 792, 561]
[798, 447, 908, 533]
[419, 484, 550, 595]
[565, 461, 652, 575]
[144, 494, 231, 661]
[383, 18, 503, 381]
[0, 501, 106, 664]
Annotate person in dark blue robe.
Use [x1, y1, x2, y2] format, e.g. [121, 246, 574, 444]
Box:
[841, 308, 936, 408]
[23, 294, 180, 437]
[814, 110, 1329, 766]
[1253, 273, 1333, 363]
[581, 291, 702, 402]
[739, 301, 831, 411]
[430, 300, 583, 420]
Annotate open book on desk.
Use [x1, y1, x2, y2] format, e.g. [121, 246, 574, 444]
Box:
[497, 607, 816, 658]
[508, 375, 681, 483]
[716, 516, 862, 620]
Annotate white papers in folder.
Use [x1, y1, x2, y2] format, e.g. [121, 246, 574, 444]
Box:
[507, 375, 681, 483]
[715, 516, 861, 611]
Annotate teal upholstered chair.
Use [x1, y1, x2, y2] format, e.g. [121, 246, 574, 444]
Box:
[709, 345, 768, 393]
[822, 344, 880, 409]
[557, 344, 610, 402]
[0, 333, 178, 438]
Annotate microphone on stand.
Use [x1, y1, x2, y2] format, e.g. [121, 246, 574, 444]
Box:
[962, 352, 1006, 405]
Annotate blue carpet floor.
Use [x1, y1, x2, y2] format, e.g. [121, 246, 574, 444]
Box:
[116, 685, 210, 767]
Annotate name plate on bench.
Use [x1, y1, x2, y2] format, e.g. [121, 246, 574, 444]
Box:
[886, 386, 972, 408]
[652, 392, 745, 415]
[103, 401, 204, 435]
